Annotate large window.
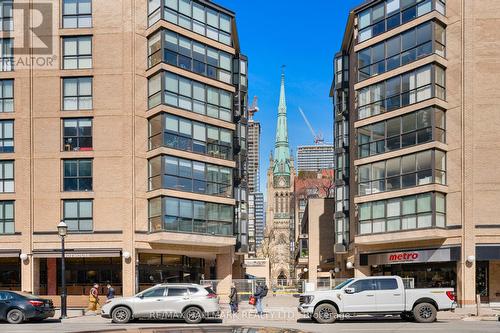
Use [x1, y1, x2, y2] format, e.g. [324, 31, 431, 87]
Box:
[358, 107, 445, 158]
[148, 196, 233, 236]
[358, 21, 445, 81]
[358, 64, 445, 120]
[63, 159, 92, 191]
[62, 36, 92, 69]
[63, 199, 92, 232]
[62, 0, 92, 28]
[0, 120, 13, 153]
[148, 0, 232, 46]
[148, 71, 232, 122]
[0, 201, 14, 234]
[358, 149, 445, 195]
[63, 77, 92, 110]
[0, 79, 13, 113]
[0, 1, 13, 31]
[358, 192, 445, 234]
[149, 113, 233, 160]
[148, 30, 232, 84]
[63, 118, 92, 151]
[149, 155, 232, 197]
[357, 0, 446, 42]
[0, 39, 12, 71]
[0, 160, 13, 192]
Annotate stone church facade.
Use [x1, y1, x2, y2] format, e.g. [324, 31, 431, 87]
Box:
[265, 70, 295, 281]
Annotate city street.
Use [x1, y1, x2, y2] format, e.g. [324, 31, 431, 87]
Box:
[0, 315, 498, 333]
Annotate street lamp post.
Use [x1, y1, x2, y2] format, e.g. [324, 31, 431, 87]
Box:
[57, 221, 68, 319]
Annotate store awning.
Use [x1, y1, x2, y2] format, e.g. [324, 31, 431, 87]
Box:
[32, 248, 122, 258]
[476, 245, 500, 260]
[0, 249, 21, 258]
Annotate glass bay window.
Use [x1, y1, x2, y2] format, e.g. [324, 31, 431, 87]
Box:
[358, 149, 446, 195]
[357, 64, 445, 120]
[148, 30, 232, 84]
[148, 113, 233, 160]
[358, 192, 445, 235]
[148, 196, 233, 235]
[148, 155, 232, 197]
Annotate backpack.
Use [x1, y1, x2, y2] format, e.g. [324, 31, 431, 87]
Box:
[261, 285, 269, 297]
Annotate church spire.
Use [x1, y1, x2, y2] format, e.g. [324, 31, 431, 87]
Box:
[273, 67, 291, 176]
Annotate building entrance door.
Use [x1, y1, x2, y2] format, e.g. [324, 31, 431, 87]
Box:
[476, 261, 489, 303]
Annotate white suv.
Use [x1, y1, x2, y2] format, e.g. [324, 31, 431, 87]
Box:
[101, 283, 220, 324]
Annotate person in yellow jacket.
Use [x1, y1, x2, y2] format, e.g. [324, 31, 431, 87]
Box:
[86, 283, 100, 313]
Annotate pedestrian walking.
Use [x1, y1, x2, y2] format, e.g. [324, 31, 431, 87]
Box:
[86, 283, 100, 314]
[253, 281, 268, 315]
[106, 283, 115, 300]
[229, 283, 239, 314]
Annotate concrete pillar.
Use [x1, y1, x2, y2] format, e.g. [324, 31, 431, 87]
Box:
[47, 258, 57, 295]
[354, 265, 371, 278]
[457, 260, 476, 309]
[21, 258, 31, 293]
[32, 258, 40, 295]
[216, 249, 233, 301]
[122, 250, 136, 296]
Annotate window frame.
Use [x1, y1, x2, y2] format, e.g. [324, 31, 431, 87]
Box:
[148, 195, 234, 236]
[62, 36, 93, 69]
[357, 0, 446, 43]
[148, 30, 232, 84]
[62, 76, 93, 111]
[358, 107, 445, 158]
[148, 113, 233, 161]
[357, 64, 445, 120]
[0, 38, 13, 71]
[148, 71, 233, 122]
[0, 1, 13, 32]
[148, 0, 233, 46]
[358, 149, 446, 196]
[62, 0, 92, 29]
[0, 119, 13, 153]
[62, 158, 93, 192]
[148, 155, 233, 197]
[62, 117, 93, 151]
[358, 192, 445, 235]
[62, 199, 93, 233]
[0, 200, 14, 234]
[0, 160, 14, 193]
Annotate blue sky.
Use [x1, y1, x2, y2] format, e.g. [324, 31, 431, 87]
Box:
[216, 0, 360, 192]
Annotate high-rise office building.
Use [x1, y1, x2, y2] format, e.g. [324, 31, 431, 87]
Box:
[332, 0, 500, 308]
[0, 0, 248, 303]
[297, 144, 334, 172]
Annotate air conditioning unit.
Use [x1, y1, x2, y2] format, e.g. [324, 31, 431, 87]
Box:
[334, 244, 347, 254]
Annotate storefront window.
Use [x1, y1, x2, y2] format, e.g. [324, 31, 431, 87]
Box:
[0, 258, 20, 290]
[38, 257, 122, 295]
[138, 253, 205, 291]
[371, 262, 456, 289]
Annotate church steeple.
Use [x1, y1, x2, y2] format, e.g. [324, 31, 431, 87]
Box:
[273, 67, 291, 176]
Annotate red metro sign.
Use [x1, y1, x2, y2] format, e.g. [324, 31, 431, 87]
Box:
[389, 252, 419, 262]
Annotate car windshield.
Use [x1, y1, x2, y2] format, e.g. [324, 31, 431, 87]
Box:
[333, 279, 354, 290]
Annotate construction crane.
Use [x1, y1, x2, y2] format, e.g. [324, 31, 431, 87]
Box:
[298, 107, 324, 144]
[248, 96, 259, 119]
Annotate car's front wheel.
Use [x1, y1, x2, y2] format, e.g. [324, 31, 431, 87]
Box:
[313, 303, 337, 324]
[413, 302, 437, 323]
[6, 309, 25, 324]
[111, 306, 132, 324]
[183, 306, 204, 324]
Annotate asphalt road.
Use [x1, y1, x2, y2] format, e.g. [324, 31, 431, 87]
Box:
[0, 316, 498, 333]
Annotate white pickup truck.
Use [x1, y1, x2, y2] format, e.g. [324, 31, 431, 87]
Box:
[298, 276, 456, 324]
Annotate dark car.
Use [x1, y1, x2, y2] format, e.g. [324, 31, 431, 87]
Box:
[0, 291, 55, 324]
